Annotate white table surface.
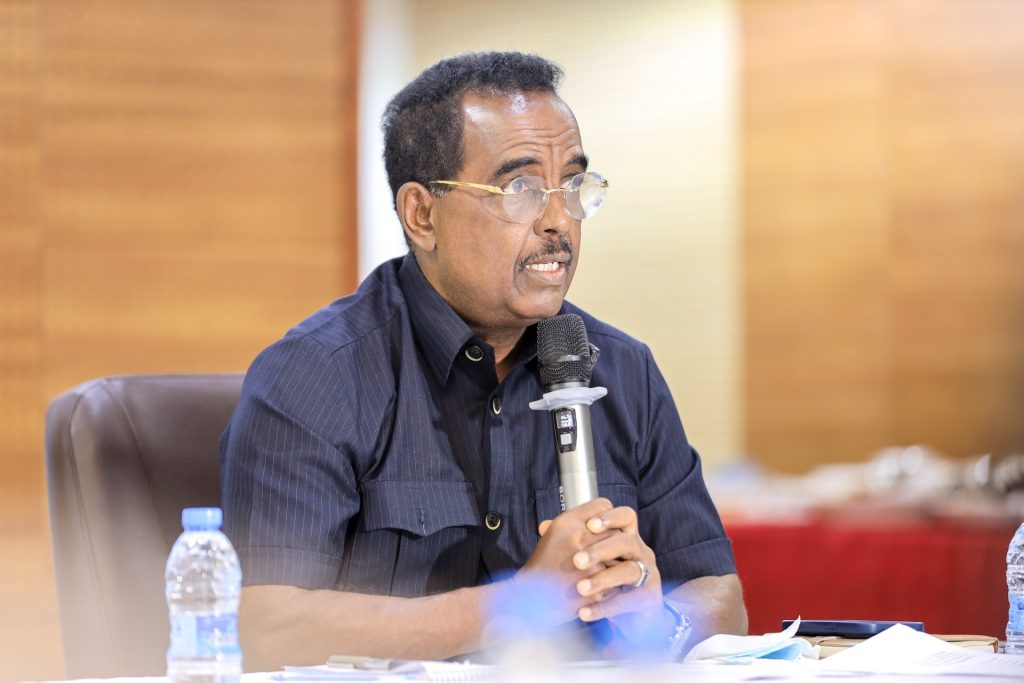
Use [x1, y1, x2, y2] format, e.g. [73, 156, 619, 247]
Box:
[27, 658, 1024, 683]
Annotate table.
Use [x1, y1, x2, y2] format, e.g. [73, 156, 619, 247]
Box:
[34, 661, 1024, 683]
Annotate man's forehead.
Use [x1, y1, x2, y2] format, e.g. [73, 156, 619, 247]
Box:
[463, 91, 531, 121]
[460, 90, 576, 128]
[458, 90, 582, 169]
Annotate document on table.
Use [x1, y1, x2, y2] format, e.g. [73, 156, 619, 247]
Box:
[684, 616, 817, 663]
[819, 623, 1024, 678]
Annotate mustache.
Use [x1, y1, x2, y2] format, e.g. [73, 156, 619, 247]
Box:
[518, 236, 574, 271]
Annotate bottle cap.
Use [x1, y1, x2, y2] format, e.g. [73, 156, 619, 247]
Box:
[182, 507, 223, 531]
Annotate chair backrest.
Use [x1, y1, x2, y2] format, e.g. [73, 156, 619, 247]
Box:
[45, 373, 244, 678]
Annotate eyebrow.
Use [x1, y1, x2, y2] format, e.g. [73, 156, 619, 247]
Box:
[491, 157, 539, 182]
[490, 153, 590, 183]
[570, 153, 590, 172]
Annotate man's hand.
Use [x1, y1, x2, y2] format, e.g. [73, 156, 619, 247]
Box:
[530, 500, 675, 643]
[512, 497, 615, 625]
[570, 505, 679, 645]
[570, 505, 664, 623]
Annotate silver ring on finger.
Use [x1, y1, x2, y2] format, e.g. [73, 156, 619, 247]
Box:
[632, 559, 650, 589]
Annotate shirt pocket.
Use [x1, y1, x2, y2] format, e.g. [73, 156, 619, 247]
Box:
[534, 482, 639, 524]
[351, 480, 481, 597]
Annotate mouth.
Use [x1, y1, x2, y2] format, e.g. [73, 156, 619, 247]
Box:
[520, 254, 572, 284]
[523, 256, 569, 274]
[519, 237, 574, 277]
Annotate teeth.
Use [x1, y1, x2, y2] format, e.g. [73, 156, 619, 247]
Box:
[526, 262, 561, 272]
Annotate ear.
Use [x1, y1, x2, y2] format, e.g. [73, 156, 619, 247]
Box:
[397, 182, 437, 253]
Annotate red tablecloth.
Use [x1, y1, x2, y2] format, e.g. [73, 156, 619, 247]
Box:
[726, 519, 1017, 637]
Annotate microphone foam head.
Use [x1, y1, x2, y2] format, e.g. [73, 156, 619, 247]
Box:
[537, 313, 595, 388]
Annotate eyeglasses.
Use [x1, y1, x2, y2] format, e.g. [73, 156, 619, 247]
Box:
[430, 172, 608, 224]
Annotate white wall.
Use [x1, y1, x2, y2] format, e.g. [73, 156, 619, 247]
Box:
[359, 0, 741, 465]
[357, 0, 413, 276]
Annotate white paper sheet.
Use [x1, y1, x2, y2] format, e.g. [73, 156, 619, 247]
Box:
[684, 617, 818, 663]
[820, 623, 1024, 678]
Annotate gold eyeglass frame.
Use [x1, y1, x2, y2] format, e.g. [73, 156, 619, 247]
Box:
[429, 172, 608, 222]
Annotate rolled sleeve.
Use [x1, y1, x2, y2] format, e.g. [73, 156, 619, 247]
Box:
[220, 334, 362, 589]
[237, 547, 345, 589]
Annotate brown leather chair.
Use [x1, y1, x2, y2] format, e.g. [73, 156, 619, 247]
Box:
[45, 374, 244, 678]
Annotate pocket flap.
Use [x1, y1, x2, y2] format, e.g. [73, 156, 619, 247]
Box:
[361, 480, 480, 536]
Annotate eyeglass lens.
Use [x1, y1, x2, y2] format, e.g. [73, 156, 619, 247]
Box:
[500, 172, 607, 223]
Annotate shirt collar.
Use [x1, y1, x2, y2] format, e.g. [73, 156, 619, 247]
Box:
[398, 252, 550, 383]
[398, 253, 475, 383]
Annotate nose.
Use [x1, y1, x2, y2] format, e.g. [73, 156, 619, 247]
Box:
[533, 189, 573, 237]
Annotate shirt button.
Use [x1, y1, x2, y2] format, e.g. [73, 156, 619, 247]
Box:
[491, 396, 502, 415]
[464, 345, 484, 362]
[484, 511, 502, 531]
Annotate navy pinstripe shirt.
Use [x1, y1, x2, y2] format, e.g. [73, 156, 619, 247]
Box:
[220, 254, 734, 597]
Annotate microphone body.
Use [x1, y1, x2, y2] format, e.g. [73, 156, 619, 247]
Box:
[531, 314, 606, 511]
[549, 390, 599, 511]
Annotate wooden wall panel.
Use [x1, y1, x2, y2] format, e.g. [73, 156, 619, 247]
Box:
[743, 0, 1024, 472]
[743, 0, 892, 470]
[0, 0, 42, 501]
[39, 0, 359, 400]
[887, 0, 1024, 458]
[0, 4, 56, 680]
[0, 2, 359, 680]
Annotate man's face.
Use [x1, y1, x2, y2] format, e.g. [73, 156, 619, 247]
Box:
[423, 91, 586, 336]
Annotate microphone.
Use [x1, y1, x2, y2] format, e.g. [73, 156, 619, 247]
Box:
[529, 314, 607, 511]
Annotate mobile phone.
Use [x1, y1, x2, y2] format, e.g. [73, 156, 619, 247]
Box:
[782, 619, 925, 637]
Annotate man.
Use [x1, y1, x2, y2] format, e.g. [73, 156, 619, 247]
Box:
[220, 51, 746, 670]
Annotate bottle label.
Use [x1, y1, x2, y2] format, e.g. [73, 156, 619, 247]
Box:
[169, 613, 240, 658]
[1011, 595, 1024, 631]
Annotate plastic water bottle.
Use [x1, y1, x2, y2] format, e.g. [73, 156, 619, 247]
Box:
[1008, 521, 1024, 655]
[166, 507, 242, 682]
